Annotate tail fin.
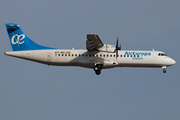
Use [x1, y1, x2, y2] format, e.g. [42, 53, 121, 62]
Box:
[5, 23, 56, 51]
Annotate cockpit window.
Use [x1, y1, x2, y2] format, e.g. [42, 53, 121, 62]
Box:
[158, 53, 167, 56]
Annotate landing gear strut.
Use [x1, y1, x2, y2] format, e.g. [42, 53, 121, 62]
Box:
[94, 64, 102, 75]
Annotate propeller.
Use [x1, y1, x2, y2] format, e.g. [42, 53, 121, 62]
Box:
[115, 37, 121, 59]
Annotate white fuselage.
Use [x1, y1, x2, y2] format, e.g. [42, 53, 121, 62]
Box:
[5, 49, 176, 69]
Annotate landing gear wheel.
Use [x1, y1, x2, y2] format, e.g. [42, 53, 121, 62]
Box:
[163, 69, 166, 73]
[94, 64, 102, 75]
[95, 70, 101, 75]
[94, 66, 99, 71]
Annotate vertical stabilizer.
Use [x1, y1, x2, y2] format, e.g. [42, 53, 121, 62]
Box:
[5, 23, 56, 51]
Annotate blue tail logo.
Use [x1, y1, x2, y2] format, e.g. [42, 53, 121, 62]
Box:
[6, 23, 56, 51]
[11, 34, 25, 45]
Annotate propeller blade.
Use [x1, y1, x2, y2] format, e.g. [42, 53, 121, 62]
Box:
[115, 37, 121, 59]
[116, 50, 118, 59]
[116, 37, 120, 50]
[116, 37, 119, 49]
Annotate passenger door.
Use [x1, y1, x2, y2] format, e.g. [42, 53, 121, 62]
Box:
[47, 53, 52, 62]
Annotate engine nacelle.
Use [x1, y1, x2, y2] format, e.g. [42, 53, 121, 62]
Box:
[98, 44, 116, 52]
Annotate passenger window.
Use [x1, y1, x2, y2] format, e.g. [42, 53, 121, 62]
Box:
[82, 54, 84, 57]
[75, 54, 77, 56]
[79, 54, 81, 56]
[103, 55, 105, 57]
[114, 55, 116, 57]
[120, 55, 122, 57]
[134, 55, 136, 57]
[65, 54, 67, 56]
[131, 55, 133, 57]
[110, 55, 112, 57]
[86, 54, 88, 57]
[124, 55, 126, 57]
[137, 55, 139, 57]
[68, 54, 70, 56]
[89, 54, 91, 57]
[59, 54, 60, 56]
[72, 54, 74, 56]
[107, 55, 109, 57]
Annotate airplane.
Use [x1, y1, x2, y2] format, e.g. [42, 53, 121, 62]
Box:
[4, 23, 176, 75]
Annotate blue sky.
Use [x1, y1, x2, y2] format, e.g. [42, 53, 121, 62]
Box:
[0, 0, 180, 120]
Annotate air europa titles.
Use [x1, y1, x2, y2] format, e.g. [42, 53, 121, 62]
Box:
[125, 51, 151, 56]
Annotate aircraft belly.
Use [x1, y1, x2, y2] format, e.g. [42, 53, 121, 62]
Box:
[77, 58, 98, 68]
[77, 60, 94, 68]
[118, 63, 162, 67]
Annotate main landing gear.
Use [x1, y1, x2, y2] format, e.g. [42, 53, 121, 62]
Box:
[94, 64, 102, 75]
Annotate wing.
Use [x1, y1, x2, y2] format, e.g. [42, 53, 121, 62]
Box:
[86, 34, 104, 51]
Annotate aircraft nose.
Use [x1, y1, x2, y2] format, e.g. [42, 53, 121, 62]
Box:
[170, 58, 176, 65]
[172, 59, 176, 65]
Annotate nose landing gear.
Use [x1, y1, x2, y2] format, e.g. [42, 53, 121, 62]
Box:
[94, 64, 102, 75]
[162, 66, 166, 73]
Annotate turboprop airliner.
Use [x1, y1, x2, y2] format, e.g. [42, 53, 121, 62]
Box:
[4, 23, 176, 75]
